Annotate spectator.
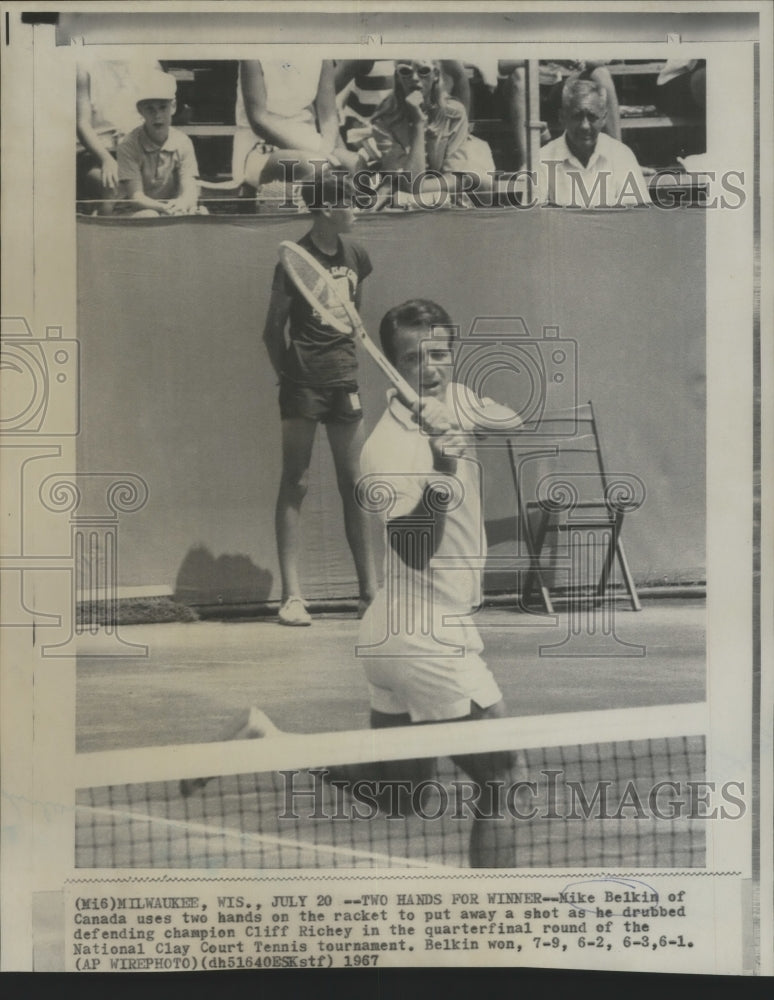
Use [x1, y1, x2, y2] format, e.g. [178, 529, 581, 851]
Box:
[493, 59, 621, 171]
[537, 76, 650, 207]
[335, 60, 397, 151]
[368, 60, 495, 197]
[116, 71, 205, 217]
[233, 59, 359, 188]
[335, 59, 471, 154]
[541, 62, 622, 141]
[76, 57, 161, 214]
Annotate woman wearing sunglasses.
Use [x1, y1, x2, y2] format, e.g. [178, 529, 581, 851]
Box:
[368, 60, 494, 197]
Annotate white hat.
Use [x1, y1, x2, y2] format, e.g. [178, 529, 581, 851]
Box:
[135, 71, 177, 104]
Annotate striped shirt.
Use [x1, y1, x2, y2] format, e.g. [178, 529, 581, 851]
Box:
[341, 60, 395, 148]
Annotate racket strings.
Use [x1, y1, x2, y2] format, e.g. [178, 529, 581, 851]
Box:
[279, 242, 354, 335]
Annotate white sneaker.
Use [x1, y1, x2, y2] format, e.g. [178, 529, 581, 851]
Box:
[244, 707, 282, 737]
[278, 596, 311, 626]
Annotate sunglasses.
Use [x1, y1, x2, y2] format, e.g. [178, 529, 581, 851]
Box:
[396, 63, 434, 79]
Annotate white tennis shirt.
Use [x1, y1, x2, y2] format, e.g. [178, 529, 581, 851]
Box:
[360, 385, 487, 615]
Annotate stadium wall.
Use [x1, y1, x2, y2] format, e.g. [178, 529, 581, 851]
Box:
[76, 208, 705, 604]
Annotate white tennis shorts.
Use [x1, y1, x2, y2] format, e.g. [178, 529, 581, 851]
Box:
[357, 591, 503, 722]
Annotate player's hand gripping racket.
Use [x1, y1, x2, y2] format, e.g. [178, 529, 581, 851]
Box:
[278, 240, 419, 408]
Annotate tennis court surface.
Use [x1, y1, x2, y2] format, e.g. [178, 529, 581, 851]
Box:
[76, 598, 706, 870]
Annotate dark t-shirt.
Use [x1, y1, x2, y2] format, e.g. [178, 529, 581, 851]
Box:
[272, 231, 373, 387]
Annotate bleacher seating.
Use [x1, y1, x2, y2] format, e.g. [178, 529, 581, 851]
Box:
[151, 59, 705, 201]
[164, 61, 237, 182]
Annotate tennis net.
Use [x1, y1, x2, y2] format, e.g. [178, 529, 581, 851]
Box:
[75, 703, 708, 870]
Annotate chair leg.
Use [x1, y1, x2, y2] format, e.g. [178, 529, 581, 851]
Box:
[587, 399, 642, 611]
[508, 440, 555, 614]
[616, 536, 642, 611]
[597, 516, 620, 600]
[523, 510, 554, 614]
[595, 515, 642, 611]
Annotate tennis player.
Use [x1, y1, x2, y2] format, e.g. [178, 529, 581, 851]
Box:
[355, 299, 525, 867]
[263, 171, 377, 625]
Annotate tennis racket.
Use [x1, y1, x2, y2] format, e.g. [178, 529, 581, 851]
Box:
[278, 240, 419, 407]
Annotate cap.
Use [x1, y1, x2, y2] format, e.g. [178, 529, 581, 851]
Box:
[135, 71, 177, 104]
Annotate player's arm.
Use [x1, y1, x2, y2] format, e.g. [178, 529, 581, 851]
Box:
[262, 284, 292, 377]
[387, 460, 458, 571]
[387, 400, 462, 571]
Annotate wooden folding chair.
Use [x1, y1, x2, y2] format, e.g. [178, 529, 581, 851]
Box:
[507, 401, 642, 613]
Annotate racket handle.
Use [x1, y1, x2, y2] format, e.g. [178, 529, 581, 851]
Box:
[349, 315, 419, 408]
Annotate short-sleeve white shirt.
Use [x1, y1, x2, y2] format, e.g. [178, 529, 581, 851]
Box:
[537, 131, 651, 207]
[360, 385, 487, 614]
[357, 385, 505, 721]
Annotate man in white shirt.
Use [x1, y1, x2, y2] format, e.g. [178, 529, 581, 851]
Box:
[537, 77, 650, 208]
[353, 299, 526, 867]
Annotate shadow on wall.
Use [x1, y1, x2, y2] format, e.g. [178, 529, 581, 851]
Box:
[174, 545, 273, 606]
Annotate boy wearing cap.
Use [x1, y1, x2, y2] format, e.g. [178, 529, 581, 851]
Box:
[116, 71, 204, 216]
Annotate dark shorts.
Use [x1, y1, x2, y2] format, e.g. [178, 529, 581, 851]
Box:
[279, 380, 363, 425]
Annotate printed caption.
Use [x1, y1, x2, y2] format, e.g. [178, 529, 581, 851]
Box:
[65, 875, 740, 973]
